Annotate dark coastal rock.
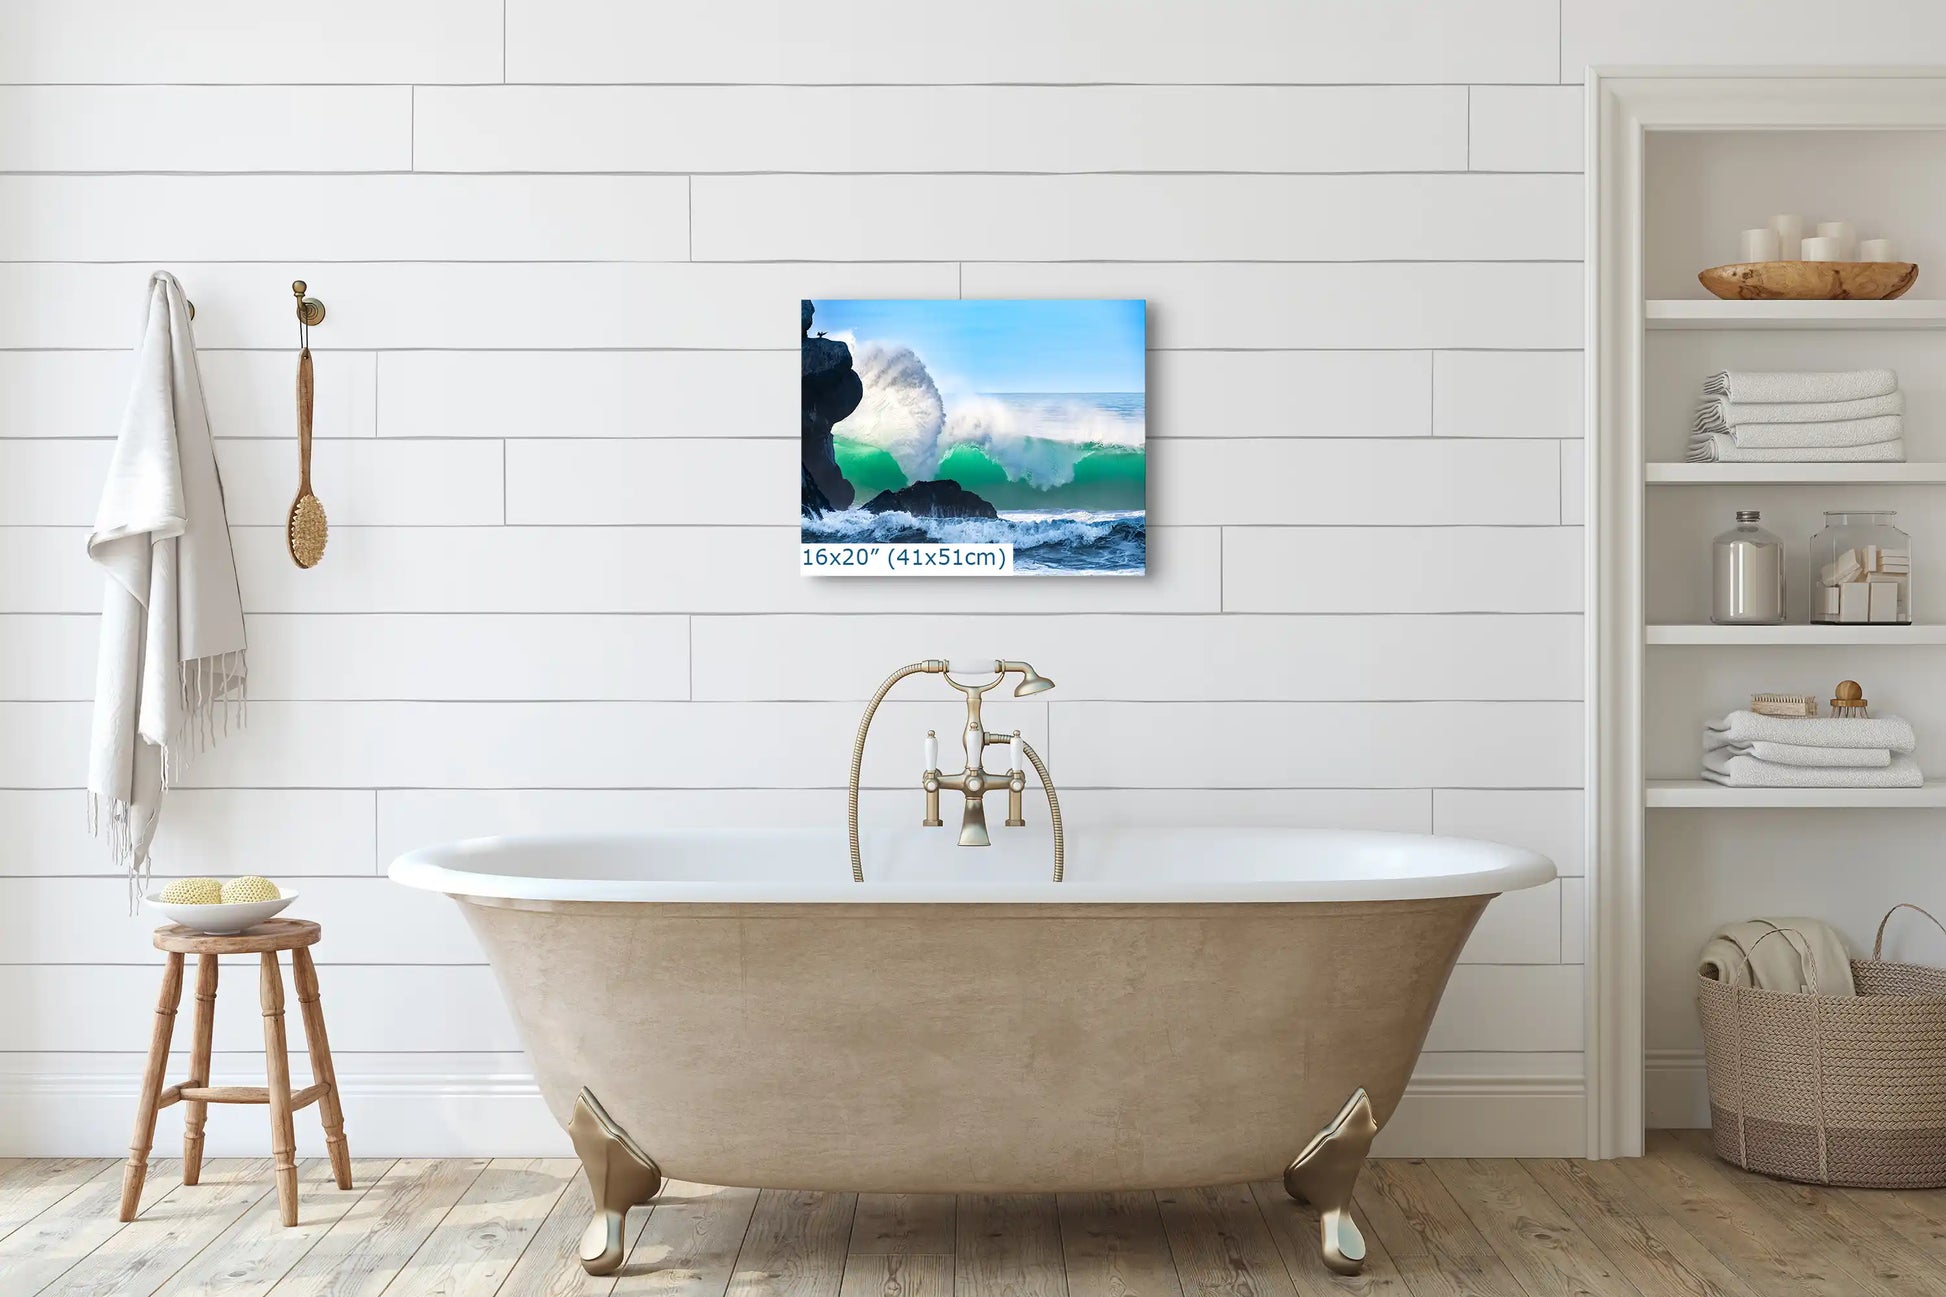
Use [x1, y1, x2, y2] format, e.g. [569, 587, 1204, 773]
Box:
[862, 479, 999, 520]
[801, 465, 834, 517]
[800, 301, 859, 516]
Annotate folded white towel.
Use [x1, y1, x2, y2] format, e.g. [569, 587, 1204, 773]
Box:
[1693, 410, 1903, 450]
[1709, 740, 1892, 768]
[1695, 391, 1904, 434]
[1704, 369, 1899, 403]
[1706, 710, 1917, 753]
[1699, 918, 1855, 996]
[1688, 433, 1906, 463]
[1704, 389, 1899, 434]
[1703, 751, 1923, 787]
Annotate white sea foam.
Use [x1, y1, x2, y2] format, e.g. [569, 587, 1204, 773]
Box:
[805, 507, 1141, 546]
[842, 343, 948, 479]
[801, 508, 1146, 573]
[835, 342, 1143, 488]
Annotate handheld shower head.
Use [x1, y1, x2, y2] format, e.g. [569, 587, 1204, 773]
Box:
[1012, 663, 1056, 697]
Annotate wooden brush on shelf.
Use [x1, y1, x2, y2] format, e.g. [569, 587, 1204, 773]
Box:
[1751, 692, 1819, 718]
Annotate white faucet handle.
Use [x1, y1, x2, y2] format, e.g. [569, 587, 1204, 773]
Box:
[945, 658, 1000, 676]
[924, 729, 939, 771]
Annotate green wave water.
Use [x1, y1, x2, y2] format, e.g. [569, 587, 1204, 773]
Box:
[833, 437, 1145, 513]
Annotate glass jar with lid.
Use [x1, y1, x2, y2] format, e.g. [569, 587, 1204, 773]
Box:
[1811, 510, 1910, 625]
[1711, 510, 1786, 625]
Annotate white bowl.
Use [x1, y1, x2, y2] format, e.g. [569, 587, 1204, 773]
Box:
[144, 890, 297, 935]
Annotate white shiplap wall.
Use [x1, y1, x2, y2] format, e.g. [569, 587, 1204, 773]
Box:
[9, 0, 1946, 1160]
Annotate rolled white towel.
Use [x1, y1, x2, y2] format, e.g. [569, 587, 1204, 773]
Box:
[1688, 433, 1906, 463]
[1709, 740, 1892, 769]
[1695, 391, 1903, 434]
[1702, 751, 1923, 788]
[1704, 369, 1898, 403]
[1706, 710, 1917, 753]
[1693, 410, 1903, 450]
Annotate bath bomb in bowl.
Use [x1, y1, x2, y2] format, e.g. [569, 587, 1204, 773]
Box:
[158, 877, 223, 905]
[221, 875, 281, 904]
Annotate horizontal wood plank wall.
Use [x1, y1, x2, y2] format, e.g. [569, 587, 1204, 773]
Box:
[0, 0, 1619, 1159]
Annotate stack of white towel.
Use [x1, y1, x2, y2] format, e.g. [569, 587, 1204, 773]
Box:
[1703, 710, 1922, 788]
[1689, 369, 1905, 463]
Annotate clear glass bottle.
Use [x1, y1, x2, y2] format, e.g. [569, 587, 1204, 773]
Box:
[1811, 510, 1911, 625]
[1711, 510, 1786, 625]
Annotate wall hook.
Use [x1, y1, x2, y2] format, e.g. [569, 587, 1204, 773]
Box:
[292, 281, 325, 328]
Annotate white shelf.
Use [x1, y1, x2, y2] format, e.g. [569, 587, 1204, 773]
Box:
[1646, 299, 1946, 329]
[1647, 623, 1946, 645]
[1647, 780, 1946, 809]
[1646, 462, 1946, 484]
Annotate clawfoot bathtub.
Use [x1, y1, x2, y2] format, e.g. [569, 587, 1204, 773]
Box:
[389, 827, 1553, 1275]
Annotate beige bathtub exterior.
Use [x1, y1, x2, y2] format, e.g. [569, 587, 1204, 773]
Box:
[459, 894, 1488, 1193]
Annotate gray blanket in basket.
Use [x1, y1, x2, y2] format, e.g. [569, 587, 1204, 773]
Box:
[1698, 917, 1856, 997]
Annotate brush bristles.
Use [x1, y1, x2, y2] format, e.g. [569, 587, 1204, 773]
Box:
[289, 494, 328, 568]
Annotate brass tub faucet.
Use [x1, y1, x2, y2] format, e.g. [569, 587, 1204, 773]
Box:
[849, 660, 1064, 882]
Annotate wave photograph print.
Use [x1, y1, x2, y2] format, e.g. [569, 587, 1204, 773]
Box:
[801, 298, 1147, 576]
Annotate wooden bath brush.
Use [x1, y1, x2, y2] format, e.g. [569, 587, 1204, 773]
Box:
[288, 282, 328, 568]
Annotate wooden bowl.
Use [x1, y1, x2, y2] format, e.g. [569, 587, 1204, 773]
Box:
[1699, 260, 1918, 301]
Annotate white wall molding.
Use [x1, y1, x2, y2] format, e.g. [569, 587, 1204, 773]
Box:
[0, 1066, 563, 1160]
[1376, 1074, 1590, 1158]
[1644, 1048, 1712, 1130]
[0, 1061, 1588, 1160]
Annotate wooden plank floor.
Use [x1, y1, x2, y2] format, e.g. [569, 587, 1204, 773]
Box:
[5, 1134, 1945, 1297]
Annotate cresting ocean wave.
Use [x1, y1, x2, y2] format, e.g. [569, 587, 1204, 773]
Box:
[840, 341, 1144, 488]
[802, 298, 1146, 576]
[801, 508, 1147, 574]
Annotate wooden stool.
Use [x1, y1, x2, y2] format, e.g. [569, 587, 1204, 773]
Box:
[120, 919, 350, 1226]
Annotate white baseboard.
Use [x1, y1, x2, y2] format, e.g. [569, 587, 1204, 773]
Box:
[1378, 1073, 1588, 1157]
[0, 1066, 568, 1159]
[1644, 1048, 1711, 1129]
[0, 1062, 1589, 1160]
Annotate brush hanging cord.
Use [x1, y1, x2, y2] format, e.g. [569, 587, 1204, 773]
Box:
[286, 281, 329, 568]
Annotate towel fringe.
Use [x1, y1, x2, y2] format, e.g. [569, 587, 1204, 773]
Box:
[89, 648, 247, 915]
[166, 648, 248, 784]
[88, 792, 146, 914]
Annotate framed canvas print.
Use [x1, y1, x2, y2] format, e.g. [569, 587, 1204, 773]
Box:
[801, 298, 1146, 576]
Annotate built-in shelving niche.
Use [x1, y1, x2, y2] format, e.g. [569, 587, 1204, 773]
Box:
[1635, 120, 1946, 1133]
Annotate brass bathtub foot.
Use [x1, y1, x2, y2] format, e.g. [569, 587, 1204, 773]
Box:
[568, 1087, 662, 1276]
[1283, 1087, 1378, 1276]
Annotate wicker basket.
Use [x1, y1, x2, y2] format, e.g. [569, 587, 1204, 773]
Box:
[1698, 904, 1946, 1188]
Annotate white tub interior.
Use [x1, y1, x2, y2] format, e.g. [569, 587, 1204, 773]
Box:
[389, 826, 1554, 904]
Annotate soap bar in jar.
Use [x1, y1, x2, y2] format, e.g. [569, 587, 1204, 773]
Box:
[1812, 512, 1910, 625]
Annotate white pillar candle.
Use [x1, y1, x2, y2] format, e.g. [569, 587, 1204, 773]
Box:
[1011, 732, 1023, 772]
[925, 729, 938, 771]
[1816, 220, 1857, 261]
[1739, 227, 1782, 262]
[1799, 235, 1843, 262]
[1859, 237, 1896, 262]
[1769, 215, 1806, 259]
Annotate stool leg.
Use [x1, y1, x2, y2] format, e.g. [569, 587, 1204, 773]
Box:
[291, 948, 351, 1189]
[260, 952, 300, 1227]
[182, 954, 219, 1185]
[121, 951, 184, 1221]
